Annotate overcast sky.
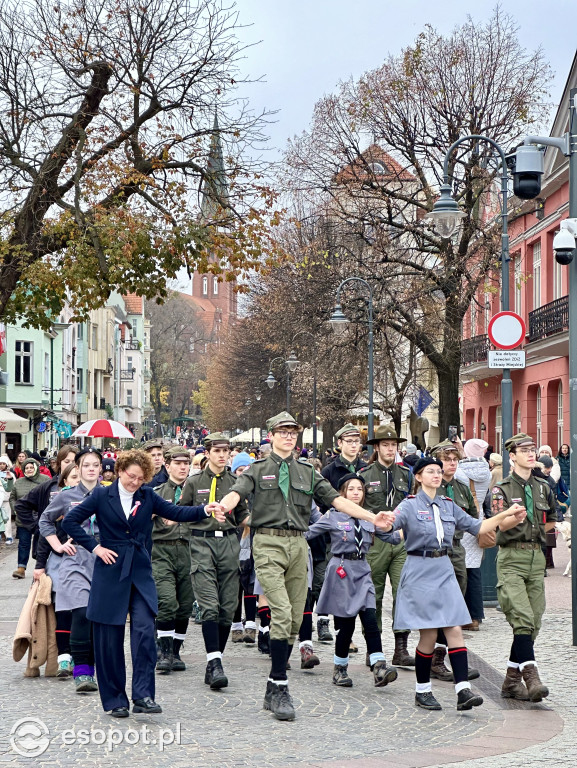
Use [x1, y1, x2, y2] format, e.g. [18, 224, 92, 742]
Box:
[235, 0, 577, 157]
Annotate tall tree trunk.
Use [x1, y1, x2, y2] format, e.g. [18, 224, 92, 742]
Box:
[436, 366, 461, 442]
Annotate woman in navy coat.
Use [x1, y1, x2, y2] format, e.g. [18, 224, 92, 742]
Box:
[62, 449, 224, 717]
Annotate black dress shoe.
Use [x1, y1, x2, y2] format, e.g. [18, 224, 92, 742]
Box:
[415, 691, 442, 710]
[109, 707, 129, 718]
[132, 697, 162, 713]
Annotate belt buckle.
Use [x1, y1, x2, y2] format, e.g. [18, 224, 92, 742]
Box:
[214, 530, 223, 538]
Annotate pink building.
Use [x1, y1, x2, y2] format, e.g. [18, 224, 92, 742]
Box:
[460, 56, 575, 454]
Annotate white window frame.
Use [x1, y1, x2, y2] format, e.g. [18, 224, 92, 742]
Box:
[514, 255, 522, 315]
[15, 340, 33, 384]
[553, 250, 563, 300]
[536, 388, 542, 447]
[533, 241, 541, 310]
[126, 389, 133, 407]
[557, 382, 563, 450]
[202, 276, 208, 296]
[213, 276, 219, 296]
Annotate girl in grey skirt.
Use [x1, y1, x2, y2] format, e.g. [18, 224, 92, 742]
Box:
[384, 457, 527, 712]
[305, 473, 399, 688]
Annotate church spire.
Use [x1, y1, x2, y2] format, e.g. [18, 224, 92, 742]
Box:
[200, 112, 229, 222]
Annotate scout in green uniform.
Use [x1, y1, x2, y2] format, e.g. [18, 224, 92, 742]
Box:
[179, 433, 249, 690]
[152, 447, 194, 674]
[493, 433, 557, 702]
[143, 439, 169, 488]
[429, 440, 479, 682]
[217, 412, 390, 722]
[359, 425, 415, 668]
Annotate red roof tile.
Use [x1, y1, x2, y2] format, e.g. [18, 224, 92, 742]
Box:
[123, 293, 143, 314]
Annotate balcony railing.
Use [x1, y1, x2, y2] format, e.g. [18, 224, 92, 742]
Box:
[461, 334, 489, 366]
[122, 339, 140, 350]
[120, 369, 135, 380]
[528, 295, 569, 343]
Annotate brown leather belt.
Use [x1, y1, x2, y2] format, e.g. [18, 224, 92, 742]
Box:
[254, 528, 304, 538]
[502, 541, 541, 550]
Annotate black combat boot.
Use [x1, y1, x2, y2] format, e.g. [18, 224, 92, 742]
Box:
[204, 658, 228, 689]
[258, 629, 270, 655]
[263, 681, 295, 721]
[156, 636, 173, 674]
[171, 638, 186, 671]
[317, 618, 333, 642]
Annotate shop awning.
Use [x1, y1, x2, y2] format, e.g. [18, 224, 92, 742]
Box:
[0, 408, 29, 433]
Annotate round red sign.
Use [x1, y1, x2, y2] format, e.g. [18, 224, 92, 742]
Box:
[487, 311, 526, 350]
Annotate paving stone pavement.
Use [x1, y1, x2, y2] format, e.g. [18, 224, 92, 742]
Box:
[0, 538, 575, 767]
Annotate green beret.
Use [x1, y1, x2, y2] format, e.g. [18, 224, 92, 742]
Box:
[266, 411, 303, 433]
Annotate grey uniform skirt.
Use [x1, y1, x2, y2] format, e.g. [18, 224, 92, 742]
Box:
[393, 555, 471, 630]
[55, 548, 96, 612]
[316, 557, 376, 619]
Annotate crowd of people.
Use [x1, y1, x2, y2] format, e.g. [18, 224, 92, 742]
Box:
[4, 417, 570, 721]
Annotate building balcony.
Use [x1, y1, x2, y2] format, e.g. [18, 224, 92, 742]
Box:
[528, 296, 569, 343]
[461, 334, 489, 366]
[122, 339, 141, 350]
[120, 369, 135, 380]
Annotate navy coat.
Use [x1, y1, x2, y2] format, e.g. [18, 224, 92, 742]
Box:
[61, 480, 208, 624]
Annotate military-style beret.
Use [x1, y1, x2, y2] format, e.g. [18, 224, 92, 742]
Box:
[335, 423, 361, 440]
[505, 433, 536, 452]
[75, 446, 102, 464]
[266, 411, 303, 433]
[413, 457, 443, 475]
[337, 472, 365, 491]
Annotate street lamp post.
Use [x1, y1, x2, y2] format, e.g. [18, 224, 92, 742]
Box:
[290, 330, 319, 457]
[265, 356, 292, 412]
[329, 278, 374, 441]
[429, 135, 513, 476]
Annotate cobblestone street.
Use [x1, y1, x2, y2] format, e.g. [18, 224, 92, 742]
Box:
[0, 540, 575, 768]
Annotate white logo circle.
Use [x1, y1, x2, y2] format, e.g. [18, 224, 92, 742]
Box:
[10, 717, 50, 757]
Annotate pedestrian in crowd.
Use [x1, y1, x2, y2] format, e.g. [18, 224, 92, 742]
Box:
[101, 459, 116, 484]
[30, 451, 52, 478]
[429, 439, 479, 680]
[33, 461, 80, 679]
[178, 433, 249, 689]
[216, 411, 391, 721]
[13, 446, 78, 579]
[319, 423, 368, 643]
[535, 455, 568, 569]
[62, 448, 224, 717]
[10, 457, 51, 579]
[142, 439, 169, 488]
[537, 445, 561, 483]
[359, 425, 415, 669]
[230, 452, 257, 645]
[455, 439, 492, 632]
[483, 444, 494, 463]
[492, 433, 557, 702]
[152, 446, 195, 674]
[13, 450, 32, 479]
[0, 455, 15, 545]
[556, 444, 571, 490]
[305, 473, 399, 689]
[38, 447, 103, 693]
[402, 443, 421, 469]
[382, 456, 525, 711]
[489, 453, 503, 487]
[190, 450, 206, 475]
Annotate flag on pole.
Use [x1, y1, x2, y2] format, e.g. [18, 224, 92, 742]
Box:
[415, 386, 434, 416]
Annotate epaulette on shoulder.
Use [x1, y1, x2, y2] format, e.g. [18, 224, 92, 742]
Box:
[440, 495, 452, 501]
[407, 494, 416, 498]
[297, 459, 313, 467]
[252, 458, 267, 465]
[359, 466, 370, 473]
[398, 463, 409, 472]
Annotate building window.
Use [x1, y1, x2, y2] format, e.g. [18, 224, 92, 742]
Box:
[127, 389, 133, 407]
[532, 241, 541, 309]
[213, 277, 219, 296]
[202, 276, 208, 296]
[77, 368, 84, 393]
[514, 255, 522, 315]
[558, 382, 563, 450]
[536, 388, 542, 447]
[553, 251, 563, 300]
[43, 352, 50, 391]
[495, 405, 502, 454]
[127, 356, 133, 371]
[15, 341, 33, 384]
[144, 331, 148, 349]
[516, 403, 522, 434]
[91, 324, 98, 349]
[77, 323, 84, 341]
[132, 320, 138, 337]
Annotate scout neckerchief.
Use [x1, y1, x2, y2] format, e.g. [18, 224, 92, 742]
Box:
[341, 455, 356, 473]
[174, 485, 182, 504]
[524, 482, 534, 524]
[445, 482, 455, 501]
[209, 473, 221, 503]
[431, 502, 444, 547]
[279, 461, 290, 501]
[353, 519, 364, 557]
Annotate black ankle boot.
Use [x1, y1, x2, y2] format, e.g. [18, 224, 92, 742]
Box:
[156, 636, 173, 674]
[171, 638, 186, 671]
[204, 658, 228, 689]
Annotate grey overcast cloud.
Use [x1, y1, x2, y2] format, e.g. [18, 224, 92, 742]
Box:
[235, 0, 577, 156]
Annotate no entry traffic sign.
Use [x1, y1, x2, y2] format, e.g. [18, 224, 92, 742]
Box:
[487, 311, 526, 350]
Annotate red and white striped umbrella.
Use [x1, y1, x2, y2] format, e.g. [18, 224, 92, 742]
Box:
[71, 419, 134, 439]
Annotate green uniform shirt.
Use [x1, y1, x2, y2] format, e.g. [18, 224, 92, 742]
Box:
[230, 452, 339, 531]
[440, 477, 478, 542]
[152, 479, 192, 542]
[179, 466, 249, 531]
[492, 471, 557, 547]
[359, 461, 411, 512]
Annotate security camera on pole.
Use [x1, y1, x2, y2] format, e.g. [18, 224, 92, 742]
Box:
[522, 88, 577, 645]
